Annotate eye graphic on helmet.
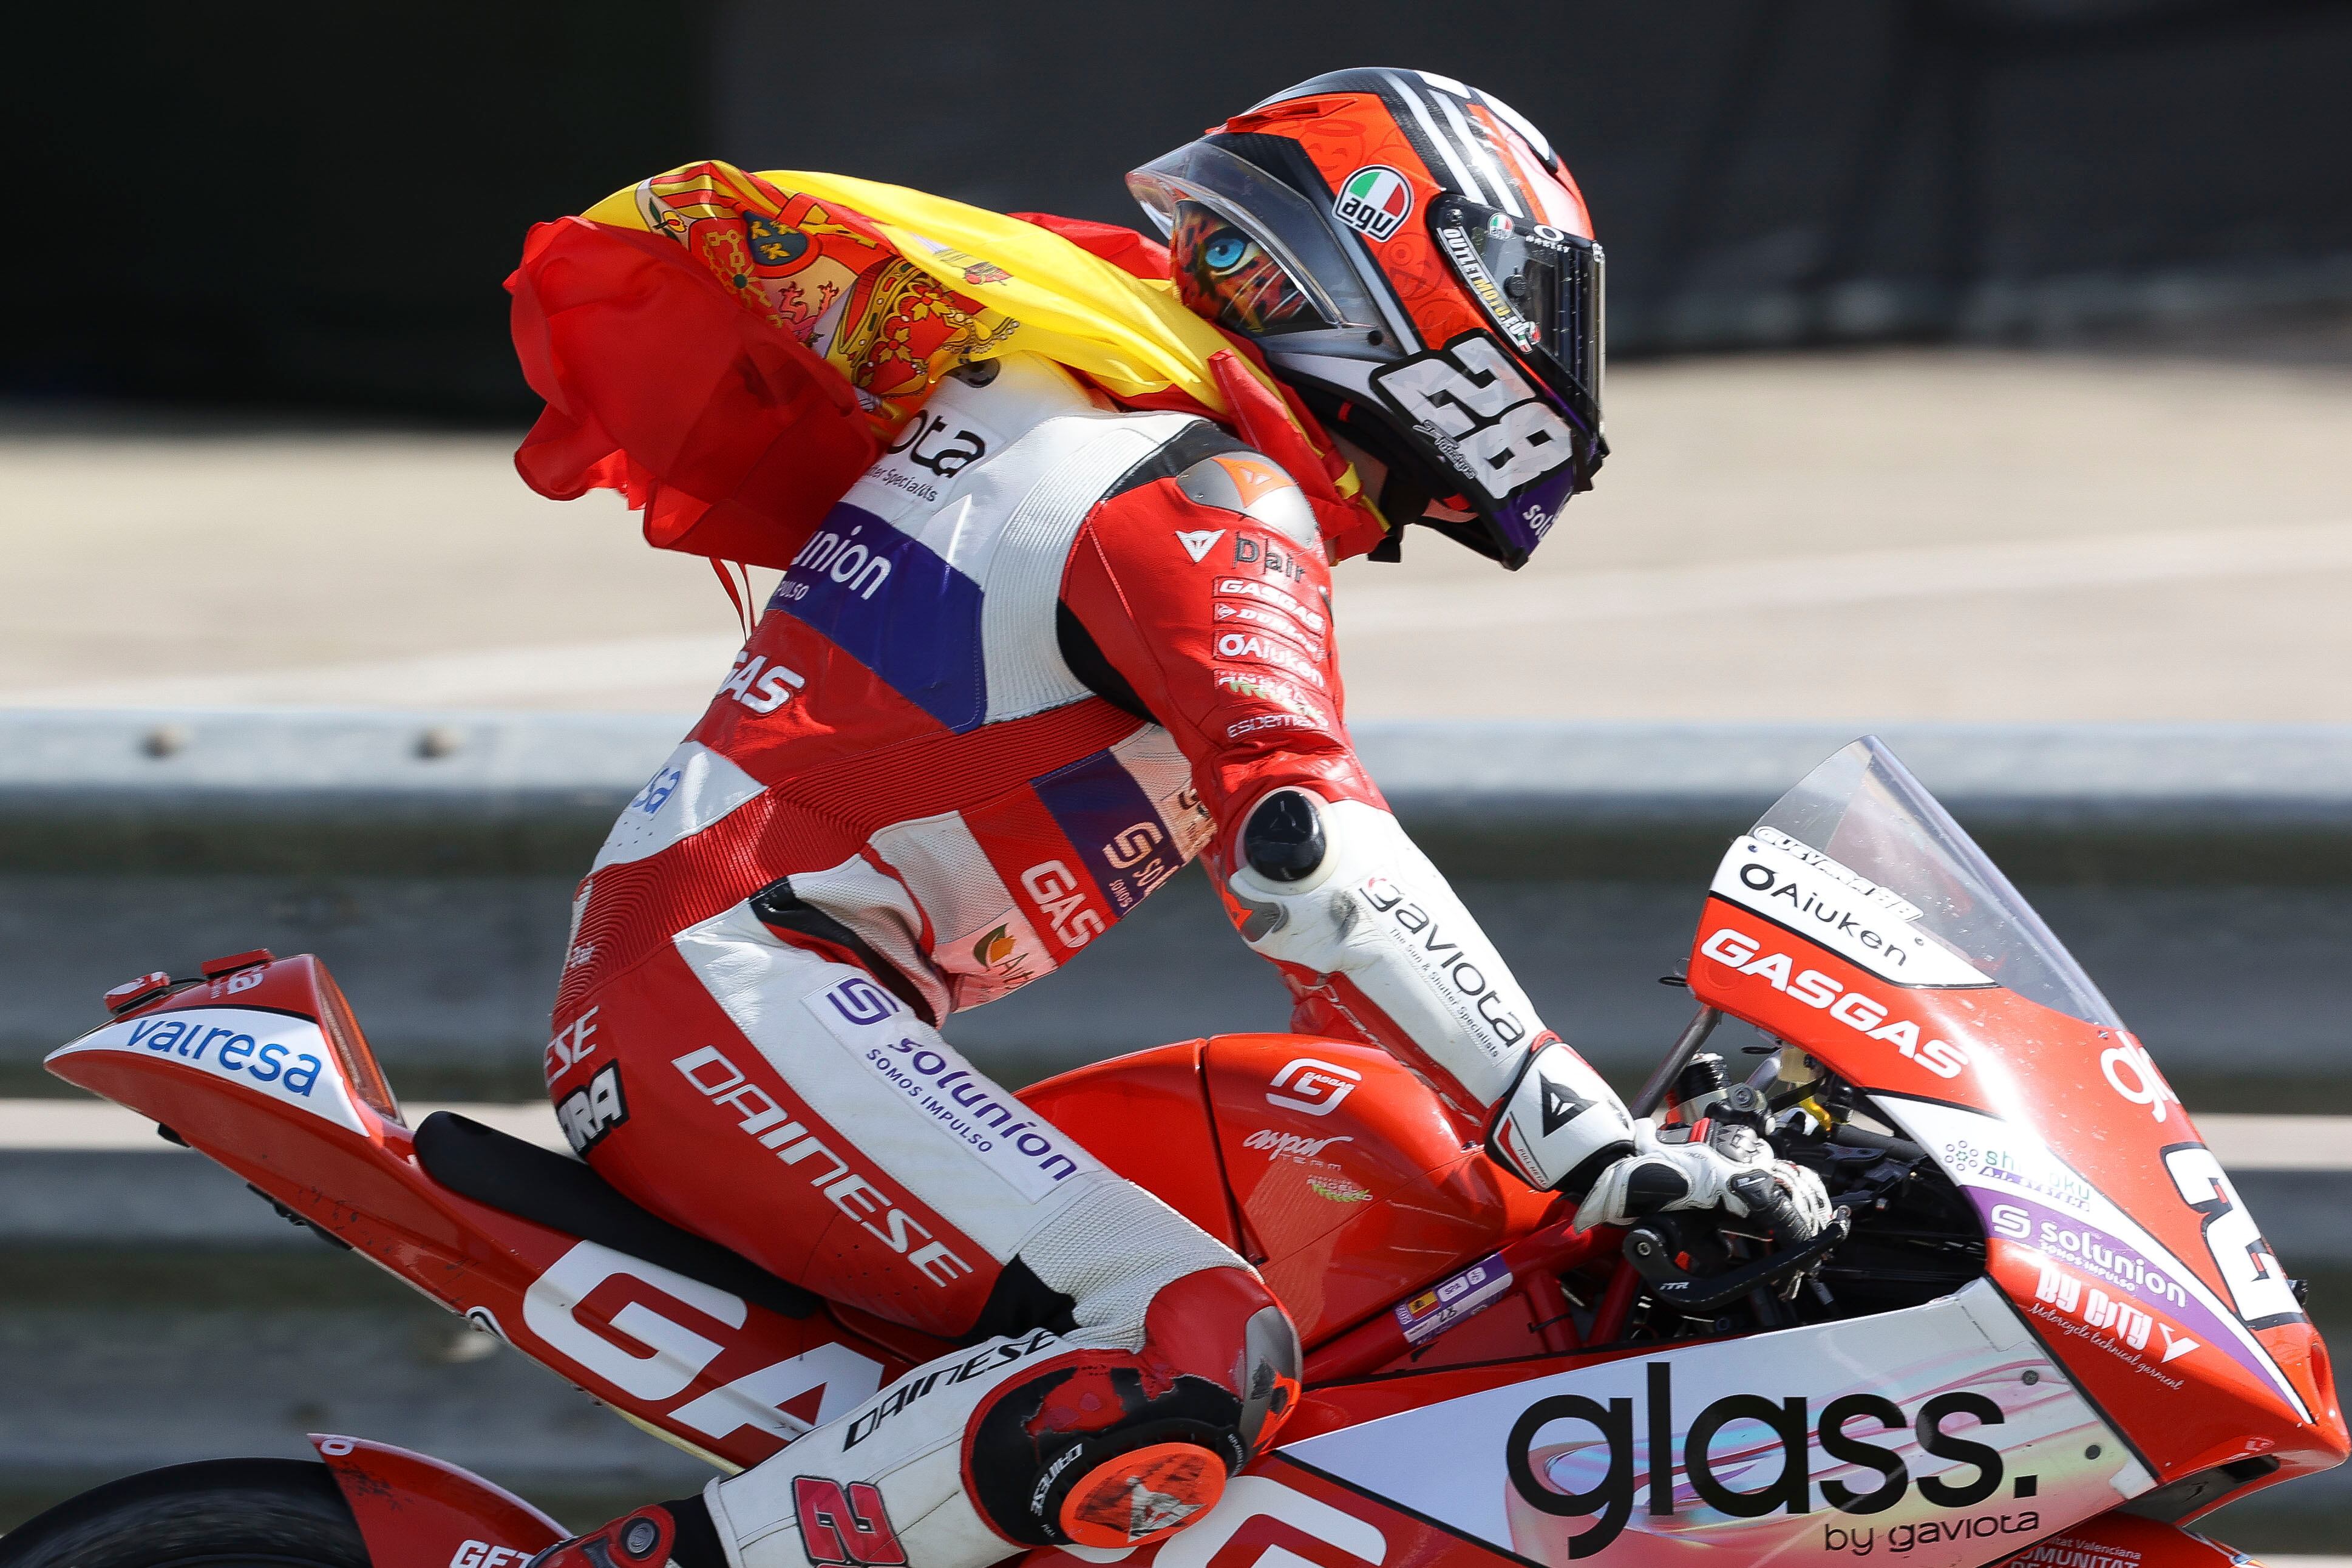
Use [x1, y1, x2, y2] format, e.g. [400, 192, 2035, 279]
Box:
[1170, 203, 1320, 337]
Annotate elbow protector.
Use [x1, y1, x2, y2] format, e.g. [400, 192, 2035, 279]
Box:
[1228, 790, 1542, 1109]
[1240, 789, 1325, 883]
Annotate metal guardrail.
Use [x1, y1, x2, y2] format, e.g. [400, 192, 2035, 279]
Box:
[5, 711, 2351, 1104]
[10, 709, 2352, 873]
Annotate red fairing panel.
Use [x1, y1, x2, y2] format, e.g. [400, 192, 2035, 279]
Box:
[1687, 893, 2349, 1493]
[1015, 1040, 1242, 1249]
[1023, 1035, 1555, 1348]
[311, 1435, 563, 1568]
[1025, 1032, 1614, 1381]
[1201, 1036, 1547, 1344]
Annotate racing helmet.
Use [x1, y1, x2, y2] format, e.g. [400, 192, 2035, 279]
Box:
[1129, 69, 1605, 569]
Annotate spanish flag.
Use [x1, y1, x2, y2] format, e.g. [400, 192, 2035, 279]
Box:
[508, 161, 1381, 568]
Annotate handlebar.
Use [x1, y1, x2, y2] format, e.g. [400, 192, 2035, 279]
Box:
[1622, 1206, 1852, 1314]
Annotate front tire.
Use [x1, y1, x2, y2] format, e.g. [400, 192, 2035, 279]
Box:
[0, 1459, 367, 1568]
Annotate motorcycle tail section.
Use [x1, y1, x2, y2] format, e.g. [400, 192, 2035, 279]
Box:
[47, 951, 919, 1475]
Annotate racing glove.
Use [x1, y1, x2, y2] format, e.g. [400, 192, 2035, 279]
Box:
[1573, 1117, 1835, 1241]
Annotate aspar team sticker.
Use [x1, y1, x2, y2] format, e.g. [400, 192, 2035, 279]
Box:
[1335, 166, 1413, 242]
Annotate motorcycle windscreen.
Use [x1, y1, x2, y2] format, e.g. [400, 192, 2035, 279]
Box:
[1684, 738, 2339, 1478]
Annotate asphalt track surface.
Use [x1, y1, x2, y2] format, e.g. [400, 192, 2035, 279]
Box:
[7, 345, 2352, 724]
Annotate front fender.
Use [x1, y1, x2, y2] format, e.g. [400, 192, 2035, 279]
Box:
[311, 1435, 564, 1568]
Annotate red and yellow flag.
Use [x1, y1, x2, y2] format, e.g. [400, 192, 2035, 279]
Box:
[509, 161, 1381, 568]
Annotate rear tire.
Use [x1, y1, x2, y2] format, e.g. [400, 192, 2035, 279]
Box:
[0, 1459, 367, 1568]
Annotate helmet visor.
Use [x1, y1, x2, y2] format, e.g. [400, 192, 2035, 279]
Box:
[1128, 140, 1387, 331]
[1427, 194, 1604, 440]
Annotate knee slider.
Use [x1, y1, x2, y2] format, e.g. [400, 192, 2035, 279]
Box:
[963, 1270, 1298, 1550]
[1242, 789, 1326, 883]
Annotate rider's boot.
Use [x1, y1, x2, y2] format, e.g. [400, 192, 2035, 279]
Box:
[708, 1265, 1297, 1566]
[529, 1266, 1297, 1568]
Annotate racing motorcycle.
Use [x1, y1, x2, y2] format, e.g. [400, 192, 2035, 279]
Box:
[4, 738, 2341, 1568]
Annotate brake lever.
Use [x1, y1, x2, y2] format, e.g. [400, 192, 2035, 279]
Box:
[1622, 1207, 1852, 1315]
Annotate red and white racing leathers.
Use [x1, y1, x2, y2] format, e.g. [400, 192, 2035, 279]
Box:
[545, 351, 1630, 1567]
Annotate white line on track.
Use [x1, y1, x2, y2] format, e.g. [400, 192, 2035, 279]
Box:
[5, 520, 2350, 708]
[4, 634, 741, 709]
[0, 1099, 568, 1152]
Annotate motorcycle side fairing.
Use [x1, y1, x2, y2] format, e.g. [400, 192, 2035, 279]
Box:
[46, 955, 921, 1475]
[1022, 1034, 1558, 1347]
[1682, 740, 2347, 1513]
[42, 959, 1569, 1458]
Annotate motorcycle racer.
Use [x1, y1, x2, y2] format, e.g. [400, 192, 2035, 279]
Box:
[517, 69, 1830, 1568]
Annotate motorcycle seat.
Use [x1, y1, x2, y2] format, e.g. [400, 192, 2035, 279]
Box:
[412, 1111, 820, 1319]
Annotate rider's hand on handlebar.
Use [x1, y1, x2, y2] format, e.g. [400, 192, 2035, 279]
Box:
[1573, 1118, 1835, 1243]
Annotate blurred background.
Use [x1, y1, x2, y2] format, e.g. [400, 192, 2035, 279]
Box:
[5, 0, 2352, 1553]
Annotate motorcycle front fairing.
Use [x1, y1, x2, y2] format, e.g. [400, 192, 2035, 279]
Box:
[1685, 738, 2347, 1515]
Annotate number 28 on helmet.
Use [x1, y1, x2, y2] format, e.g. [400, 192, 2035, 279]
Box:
[1130, 67, 1605, 570]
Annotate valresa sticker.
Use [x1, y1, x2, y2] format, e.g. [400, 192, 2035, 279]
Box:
[53, 1005, 363, 1132]
[1334, 165, 1413, 242]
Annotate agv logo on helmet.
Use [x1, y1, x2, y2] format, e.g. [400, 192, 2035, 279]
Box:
[1333, 166, 1413, 242]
